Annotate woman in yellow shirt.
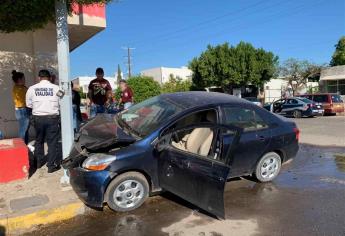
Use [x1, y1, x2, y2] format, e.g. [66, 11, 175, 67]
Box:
[12, 70, 29, 144]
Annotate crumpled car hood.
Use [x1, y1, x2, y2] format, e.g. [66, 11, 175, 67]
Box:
[62, 114, 136, 169]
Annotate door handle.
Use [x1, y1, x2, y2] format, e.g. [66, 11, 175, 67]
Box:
[257, 135, 265, 141]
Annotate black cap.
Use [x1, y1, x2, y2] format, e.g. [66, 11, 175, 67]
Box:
[38, 69, 51, 78]
[119, 79, 127, 84]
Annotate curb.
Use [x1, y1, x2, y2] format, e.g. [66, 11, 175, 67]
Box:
[0, 202, 84, 234]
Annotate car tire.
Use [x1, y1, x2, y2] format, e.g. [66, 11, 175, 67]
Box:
[254, 152, 282, 183]
[293, 110, 302, 118]
[105, 172, 149, 212]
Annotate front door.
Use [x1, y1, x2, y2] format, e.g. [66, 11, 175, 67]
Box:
[157, 125, 240, 218]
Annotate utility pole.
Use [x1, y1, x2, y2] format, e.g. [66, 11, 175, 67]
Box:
[122, 47, 135, 78]
[55, 0, 74, 184]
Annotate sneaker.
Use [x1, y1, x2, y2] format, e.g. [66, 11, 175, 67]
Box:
[48, 165, 61, 173]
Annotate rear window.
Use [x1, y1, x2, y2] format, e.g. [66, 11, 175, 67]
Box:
[313, 95, 329, 103]
[331, 95, 343, 103]
[298, 98, 313, 103]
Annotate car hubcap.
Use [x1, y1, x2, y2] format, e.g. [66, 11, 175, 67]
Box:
[260, 155, 280, 180]
[114, 180, 144, 209]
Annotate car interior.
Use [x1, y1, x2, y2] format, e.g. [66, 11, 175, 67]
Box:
[170, 110, 217, 157]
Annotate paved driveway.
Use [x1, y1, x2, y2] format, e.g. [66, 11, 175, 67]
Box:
[293, 116, 345, 146]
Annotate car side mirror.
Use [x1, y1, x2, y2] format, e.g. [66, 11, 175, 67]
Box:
[155, 133, 172, 152]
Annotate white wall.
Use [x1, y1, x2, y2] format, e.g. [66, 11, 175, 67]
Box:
[0, 26, 58, 138]
[161, 67, 192, 84]
[141, 68, 163, 84]
[141, 66, 192, 84]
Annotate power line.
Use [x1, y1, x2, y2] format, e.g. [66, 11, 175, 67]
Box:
[128, 0, 268, 47]
[137, 0, 327, 56]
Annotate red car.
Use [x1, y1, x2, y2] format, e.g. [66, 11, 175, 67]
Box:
[300, 93, 344, 115]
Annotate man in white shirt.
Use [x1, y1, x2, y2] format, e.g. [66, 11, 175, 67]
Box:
[26, 70, 62, 173]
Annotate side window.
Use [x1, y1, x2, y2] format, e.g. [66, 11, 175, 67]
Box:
[170, 127, 219, 160]
[255, 112, 269, 129]
[223, 107, 256, 131]
[223, 107, 268, 131]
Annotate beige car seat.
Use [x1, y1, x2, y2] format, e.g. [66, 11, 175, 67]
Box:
[172, 111, 216, 156]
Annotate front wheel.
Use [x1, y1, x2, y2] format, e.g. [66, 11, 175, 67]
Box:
[255, 152, 282, 182]
[105, 172, 149, 212]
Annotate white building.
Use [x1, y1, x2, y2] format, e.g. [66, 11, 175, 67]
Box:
[319, 65, 345, 95]
[73, 76, 117, 93]
[141, 66, 192, 84]
[264, 78, 319, 103]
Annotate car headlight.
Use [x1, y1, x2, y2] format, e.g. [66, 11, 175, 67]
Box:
[82, 153, 116, 171]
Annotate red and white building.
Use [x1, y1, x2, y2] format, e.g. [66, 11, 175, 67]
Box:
[0, 4, 107, 138]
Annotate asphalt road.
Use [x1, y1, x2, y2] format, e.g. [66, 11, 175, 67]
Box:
[293, 116, 345, 146]
[24, 144, 345, 236]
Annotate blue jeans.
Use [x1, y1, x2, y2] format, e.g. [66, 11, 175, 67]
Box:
[124, 102, 133, 110]
[72, 105, 81, 132]
[15, 108, 30, 144]
[90, 104, 106, 118]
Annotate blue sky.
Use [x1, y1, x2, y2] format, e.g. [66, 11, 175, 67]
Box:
[70, 0, 345, 78]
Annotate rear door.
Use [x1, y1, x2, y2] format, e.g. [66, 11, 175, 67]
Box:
[220, 106, 271, 176]
[157, 124, 241, 218]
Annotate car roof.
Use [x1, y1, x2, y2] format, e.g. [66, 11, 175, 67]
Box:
[160, 91, 250, 109]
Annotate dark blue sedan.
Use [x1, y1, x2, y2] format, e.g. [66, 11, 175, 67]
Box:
[62, 92, 299, 218]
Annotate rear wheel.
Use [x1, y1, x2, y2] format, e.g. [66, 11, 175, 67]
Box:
[105, 172, 149, 212]
[293, 110, 302, 118]
[255, 152, 282, 182]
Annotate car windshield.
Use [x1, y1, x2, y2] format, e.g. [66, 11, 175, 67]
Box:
[313, 95, 328, 103]
[297, 98, 313, 103]
[331, 95, 343, 103]
[117, 96, 184, 137]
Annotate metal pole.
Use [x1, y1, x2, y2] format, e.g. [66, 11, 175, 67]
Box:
[55, 0, 74, 184]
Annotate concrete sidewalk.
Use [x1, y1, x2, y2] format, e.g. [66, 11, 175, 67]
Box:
[0, 166, 85, 235]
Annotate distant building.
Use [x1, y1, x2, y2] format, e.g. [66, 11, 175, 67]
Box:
[73, 76, 117, 93]
[264, 78, 319, 103]
[141, 66, 192, 84]
[319, 65, 345, 95]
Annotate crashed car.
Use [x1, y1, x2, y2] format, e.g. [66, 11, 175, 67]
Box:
[264, 97, 324, 118]
[63, 92, 299, 218]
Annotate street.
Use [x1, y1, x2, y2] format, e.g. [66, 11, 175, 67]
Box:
[24, 116, 345, 236]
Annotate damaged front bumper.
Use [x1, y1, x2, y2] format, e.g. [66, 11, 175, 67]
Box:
[69, 167, 112, 208]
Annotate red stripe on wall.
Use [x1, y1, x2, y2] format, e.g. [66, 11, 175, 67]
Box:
[72, 3, 105, 19]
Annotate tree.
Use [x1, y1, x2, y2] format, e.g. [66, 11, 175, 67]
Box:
[0, 0, 114, 33]
[117, 64, 122, 85]
[279, 58, 323, 96]
[330, 36, 345, 66]
[189, 42, 278, 93]
[161, 74, 192, 93]
[126, 76, 161, 103]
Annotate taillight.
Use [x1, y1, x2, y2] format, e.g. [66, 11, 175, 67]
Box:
[293, 127, 300, 141]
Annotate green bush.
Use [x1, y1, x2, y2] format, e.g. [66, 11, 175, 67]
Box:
[125, 76, 161, 103]
[161, 74, 192, 94]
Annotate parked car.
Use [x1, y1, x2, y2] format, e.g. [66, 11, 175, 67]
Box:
[264, 97, 324, 118]
[63, 92, 299, 218]
[244, 97, 262, 107]
[299, 93, 344, 115]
